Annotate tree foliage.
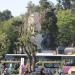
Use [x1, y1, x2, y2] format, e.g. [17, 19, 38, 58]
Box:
[0, 0, 75, 58]
[0, 16, 22, 56]
[39, 0, 58, 50]
[0, 32, 10, 56]
[0, 10, 13, 21]
[57, 9, 75, 46]
[57, 0, 75, 10]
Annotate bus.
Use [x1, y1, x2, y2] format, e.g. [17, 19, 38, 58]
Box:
[5, 53, 75, 74]
[5, 53, 75, 65]
[5, 53, 62, 64]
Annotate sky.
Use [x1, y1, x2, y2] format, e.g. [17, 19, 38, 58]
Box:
[0, 0, 57, 16]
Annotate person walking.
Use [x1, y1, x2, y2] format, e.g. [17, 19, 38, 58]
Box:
[40, 68, 45, 75]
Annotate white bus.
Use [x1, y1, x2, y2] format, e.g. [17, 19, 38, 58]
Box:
[5, 53, 75, 62]
[5, 53, 75, 74]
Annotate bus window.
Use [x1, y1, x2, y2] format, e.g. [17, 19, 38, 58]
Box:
[53, 64, 59, 68]
[44, 63, 59, 68]
[44, 63, 53, 68]
[35, 62, 42, 68]
[37, 63, 42, 66]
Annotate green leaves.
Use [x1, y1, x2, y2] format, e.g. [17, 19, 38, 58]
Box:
[57, 10, 75, 46]
[41, 11, 58, 49]
[0, 32, 10, 56]
[0, 10, 12, 22]
[0, 16, 22, 56]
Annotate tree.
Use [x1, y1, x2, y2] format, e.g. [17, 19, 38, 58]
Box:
[18, 26, 37, 71]
[56, 0, 63, 10]
[57, 10, 75, 47]
[0, 10, 13, 21]
[39, 0, 51, 11]
[0, 20, 13, 56]
[0, 17, 22, 56]
[18, 3, 38, 71]
[42, 9, 58, 50]
[9, 17, 23, 54]
[56, 0, 75, 10]
[62, 0, 71, 9]
[0, 32, 10, 56]
[2, 10, 13, 20]
[11, 17, 23, 36]
[27, 1, 40, 14]
[39, 0, 58, 50]
[71, 0, 75, 11]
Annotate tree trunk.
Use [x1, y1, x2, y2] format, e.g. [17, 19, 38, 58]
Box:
[33, 55, 36, 71]
[29, 56, 32, 72]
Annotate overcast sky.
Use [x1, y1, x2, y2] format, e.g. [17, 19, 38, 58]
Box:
[0, 0, 57, 16]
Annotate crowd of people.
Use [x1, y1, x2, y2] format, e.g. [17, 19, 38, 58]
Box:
[0, 63, 20, 75]
[0, 62, 63, 75]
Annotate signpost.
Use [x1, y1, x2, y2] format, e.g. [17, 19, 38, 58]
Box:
[21, 58, 24, 65]
[19, 58, 24, 75]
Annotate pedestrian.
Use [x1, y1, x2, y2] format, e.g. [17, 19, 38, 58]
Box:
[4, 68, 10, 75]
[49, 70, 53, 75]
[3, 63, 6, 70]
[59, 68, 62, 75]
[54, 70, 56, 74]
[25, 68, 29, 75]
[22, 64, 26, 75]
[40, 68, 45, 75]
[0, 71, 1, 75]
